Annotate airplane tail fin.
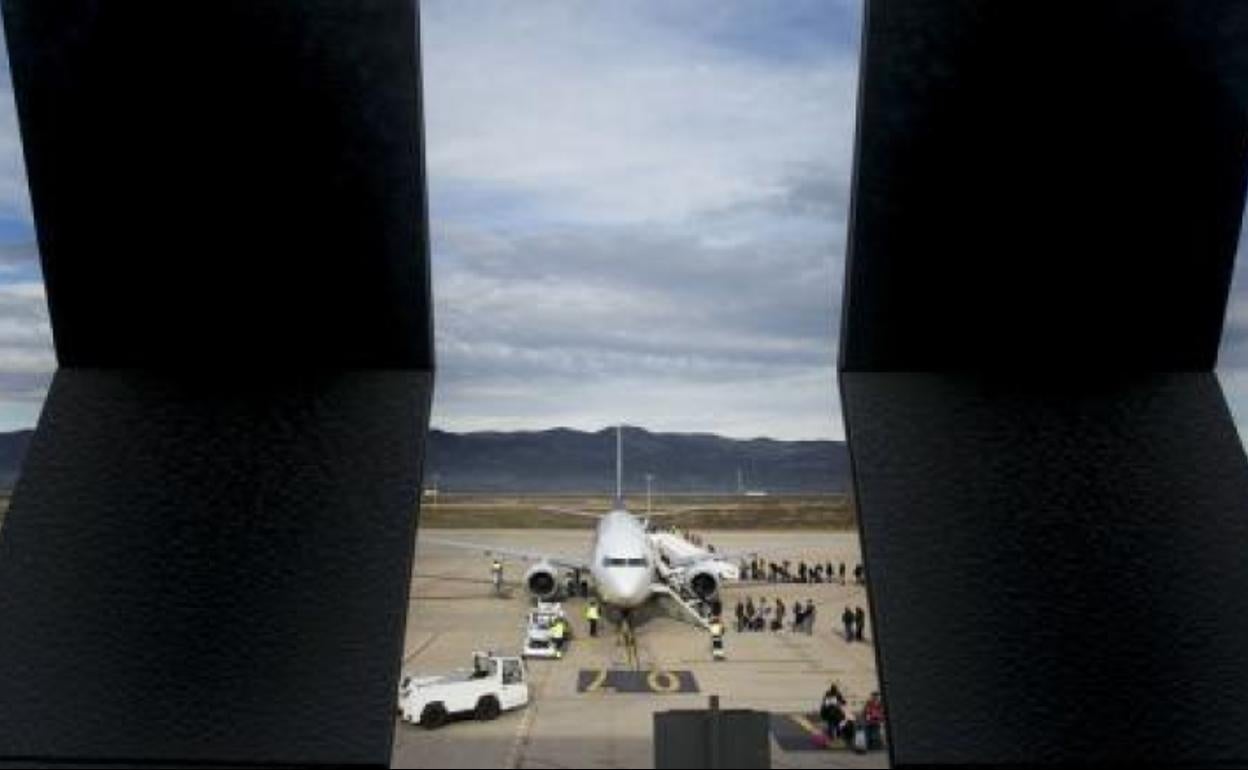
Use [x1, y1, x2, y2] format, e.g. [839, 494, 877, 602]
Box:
[615, 424, 624, 508]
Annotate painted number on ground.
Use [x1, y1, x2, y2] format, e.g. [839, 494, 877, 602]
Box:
[576, 669, 699, 694]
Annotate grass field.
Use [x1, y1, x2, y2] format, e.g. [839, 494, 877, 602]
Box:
[418, 492, 854, 529]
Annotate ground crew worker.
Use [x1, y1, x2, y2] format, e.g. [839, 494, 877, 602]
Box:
[709, 616, 725, 660]
[842, 606, 855, 643]
[550, 616, 566, 657]
[586, 600, 601, 637]
[490, 559, 503, 595]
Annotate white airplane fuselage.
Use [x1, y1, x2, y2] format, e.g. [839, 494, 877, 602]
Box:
[588, 508, 654, 608]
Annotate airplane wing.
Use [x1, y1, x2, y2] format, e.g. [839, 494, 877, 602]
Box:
[642, 506, 718, 518]
[419, 536, 590, 571]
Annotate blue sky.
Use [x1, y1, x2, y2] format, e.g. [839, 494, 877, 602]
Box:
[0, 23, 53, 432]
[0, 0, 866, 439]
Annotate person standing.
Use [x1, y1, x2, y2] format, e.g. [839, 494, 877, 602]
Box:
[842, 606, 855, 643]
[805, 599, 816, 634]
[820, 684, 849, 743]
[709, 616, 725, 660]
[586, 600, 601, 638]
[838, 562, 846, 585]
[550, 616, 566, 657]
[774, 598, 786, 632]
[490, 559, 503, 595]
[863, 692, 885, 750]
[734, 599, 745, 633]
[792, 601, 806, 632]
[854, 606, 867, 641]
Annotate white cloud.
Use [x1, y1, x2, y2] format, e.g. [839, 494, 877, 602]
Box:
[422, 1, 859, 226]
[422, 1, 857, 439]
[0, 2, 861, 437]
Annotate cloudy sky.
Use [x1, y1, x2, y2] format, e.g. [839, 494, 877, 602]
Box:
[0, 27, 54, 433]
[0, 2, 1246, 443]
[422, 0, 860, 439]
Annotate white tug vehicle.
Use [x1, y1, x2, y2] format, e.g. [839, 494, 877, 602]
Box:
[397, 651, 530, 729]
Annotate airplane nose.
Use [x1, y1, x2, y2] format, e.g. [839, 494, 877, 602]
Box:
[619, 573, 649, 606]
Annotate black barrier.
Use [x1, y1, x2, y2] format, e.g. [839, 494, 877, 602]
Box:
[654, 697, 769, 770]
[768, 713, 835, 753]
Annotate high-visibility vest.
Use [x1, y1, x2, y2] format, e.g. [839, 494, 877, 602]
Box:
[586, 605, 600, 621]
[710, 622, 723, 636]
[550, 622, 565, 640]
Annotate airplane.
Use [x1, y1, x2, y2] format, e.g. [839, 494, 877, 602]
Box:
[421, 426, 768, 626]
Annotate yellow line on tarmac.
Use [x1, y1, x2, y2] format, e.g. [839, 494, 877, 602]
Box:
[790, 714, 825, 739]
[621, 617, 640, 670]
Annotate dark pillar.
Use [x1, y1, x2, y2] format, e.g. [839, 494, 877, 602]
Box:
[841, 1, 1248, 764]
[0, 1, 431, 766]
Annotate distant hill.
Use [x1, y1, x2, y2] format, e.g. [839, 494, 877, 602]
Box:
[0, 426, 849, 494]
[426, 426, 848, 493]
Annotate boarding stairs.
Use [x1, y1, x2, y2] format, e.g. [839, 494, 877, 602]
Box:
[650, 581, 713, 631]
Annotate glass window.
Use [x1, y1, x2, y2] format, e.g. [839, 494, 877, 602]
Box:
[0, 27, 56, 520]
[404, 3, 875, 768]
[502, 659, 522, 684]
[1220, 205, 1248, 441]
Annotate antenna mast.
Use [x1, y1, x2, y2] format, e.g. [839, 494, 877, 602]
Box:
[616, 424, 623, 505]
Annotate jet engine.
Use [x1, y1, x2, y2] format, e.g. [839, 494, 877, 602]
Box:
[685, 566, 720, 601]
[524, 561, 560, 600]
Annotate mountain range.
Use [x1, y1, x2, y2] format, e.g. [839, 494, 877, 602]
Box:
[425, 426, 848, 493]
[0, 426, 849, 494]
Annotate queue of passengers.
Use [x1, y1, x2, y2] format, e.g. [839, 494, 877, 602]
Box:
[737, 558, 866, 586]
[734, 596, 817, 633]
[651, 524, 714, 552]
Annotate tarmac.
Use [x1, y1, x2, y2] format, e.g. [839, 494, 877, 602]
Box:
[391, 530, 887, 769]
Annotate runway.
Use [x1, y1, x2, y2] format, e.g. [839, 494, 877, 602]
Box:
[391, 529, 886, 769]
